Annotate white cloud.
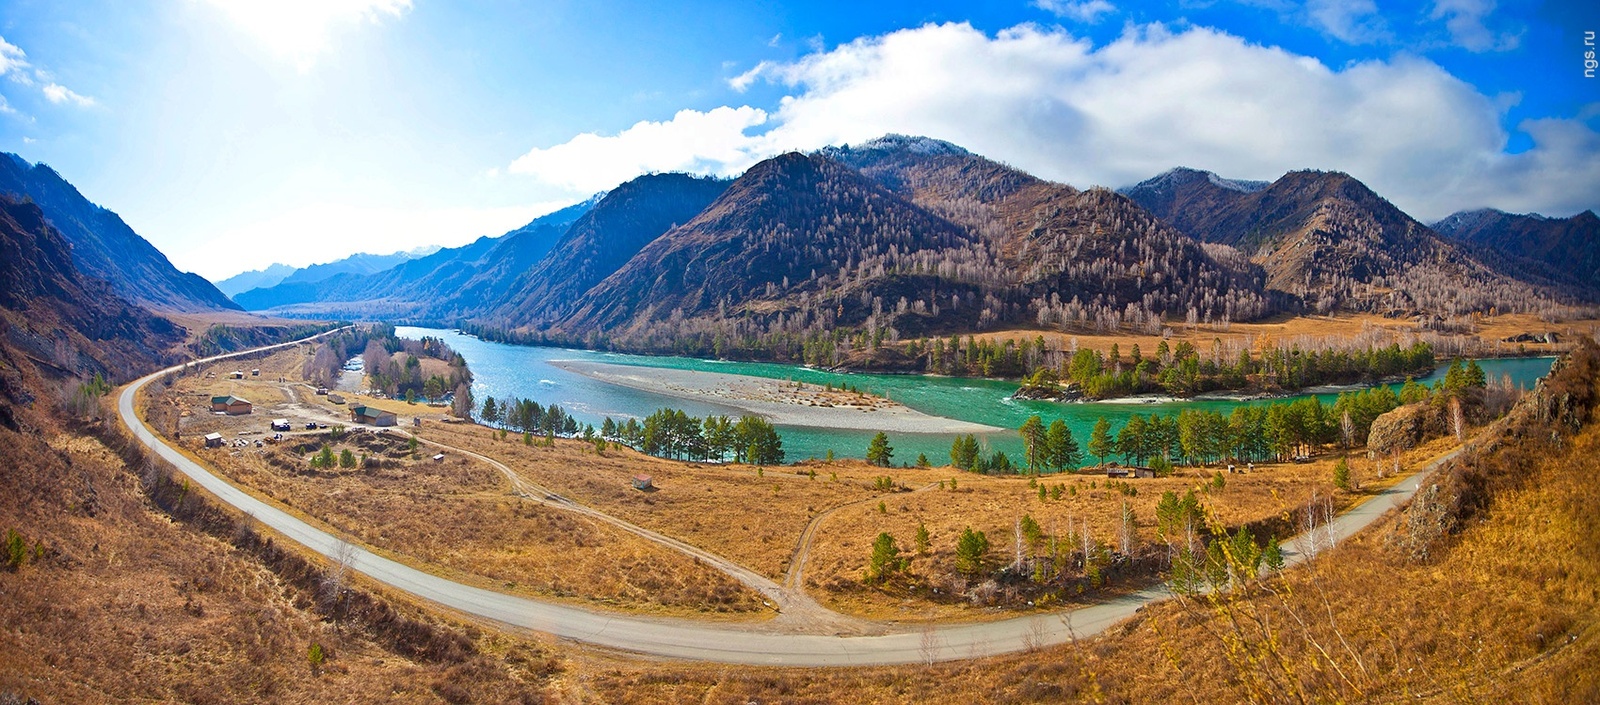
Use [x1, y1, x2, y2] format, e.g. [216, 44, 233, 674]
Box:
[200, 0, 413, 71]
[178, 199, 569, 281]
[42, 83, 94, 108]
[0, 34, 96, 109]
[1034, 0, 1117, 24]
[0, 35, 28, 79]
[1430, 0, 1519, 52]
[1306, 0, 1388, 44]
[507, 106, 771, 194]
[507, 22, 1599, 220]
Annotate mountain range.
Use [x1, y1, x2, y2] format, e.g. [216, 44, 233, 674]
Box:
[220, 137, 1596, 360]
[216, 249, 437, 299]
[1118, 167, 1591, 315]
[4, 138, 1594, 365]
[229, 193, 605, 316]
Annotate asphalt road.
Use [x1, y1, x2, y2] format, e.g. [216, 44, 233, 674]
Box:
[117, 329, 1456, 666]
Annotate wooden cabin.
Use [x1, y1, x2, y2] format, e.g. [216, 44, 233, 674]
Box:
[349, 405, 398, 427]
[210, 395, 253, 415]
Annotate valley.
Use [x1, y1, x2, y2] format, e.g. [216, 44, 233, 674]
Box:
[0, 88, 1594, 705]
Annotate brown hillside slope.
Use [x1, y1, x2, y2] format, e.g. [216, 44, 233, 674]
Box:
[1127, 168, 1587, 315]
[0, 195, 183, 385]
[1435, 207, 1600, 288]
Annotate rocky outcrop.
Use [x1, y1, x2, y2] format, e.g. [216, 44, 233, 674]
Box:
[1367, 402, 1444, 457]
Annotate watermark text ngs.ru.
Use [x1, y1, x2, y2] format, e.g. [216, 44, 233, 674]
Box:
[1587, 30, 1596, 78]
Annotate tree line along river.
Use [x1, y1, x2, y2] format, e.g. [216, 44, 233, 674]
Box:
[397, 327, 1556, 467]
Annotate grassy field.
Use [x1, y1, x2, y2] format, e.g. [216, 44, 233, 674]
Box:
[154, 347, 768, 619]
[797, 437, 1456, 622]
[556, 346, 1600, 703]
[421, 420, 886, 581]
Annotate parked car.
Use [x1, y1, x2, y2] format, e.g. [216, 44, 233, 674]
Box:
[305, 422, 318, 430]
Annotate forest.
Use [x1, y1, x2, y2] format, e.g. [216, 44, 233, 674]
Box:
[949, 358, 1493, 474]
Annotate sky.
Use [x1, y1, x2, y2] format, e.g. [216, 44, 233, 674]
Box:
[0, 0, 1596, 282]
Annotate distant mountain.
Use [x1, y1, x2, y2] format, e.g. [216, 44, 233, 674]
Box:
[215, 262, 298, 298]
[222, 251, 434, 300]
[278, 251, 417, 287]
[1122, 168, 1586, 313]
[0, 195, 181, 384]
[1433, 208, 1600, 288]
[0, 153, 240, 312]
[233, 194, 605, 317]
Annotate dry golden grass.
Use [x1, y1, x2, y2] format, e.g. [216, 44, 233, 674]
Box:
[154, 356, 767, 619]
[422, 420, 892, 580]
[195, 429, 763, 618]
[561, 368, 1600, 704]
[0, 423, 562, 704]
[801, 437, 1455, 622]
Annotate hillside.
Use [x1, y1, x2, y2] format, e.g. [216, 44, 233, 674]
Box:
[1434, 208, 1600, 288]
[491, 174, 732, 328]
[827, 138, 1272, 327]
[505, 140, 1271, 359]
[0, 195, 182, 388]
[0, 153, 239, 312]
[1123, 167, 1587, 314]
[1117, 166, 1266, 235]
[557, 152, 977, 341]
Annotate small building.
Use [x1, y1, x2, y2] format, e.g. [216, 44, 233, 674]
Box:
[350, 405, 398, 427]
[1105, 467, 1131, 479]
[632, 475, 654, 491]
[229, 370, 245, 379]
[270, 418, 292, 431]
[251, 368, 260, 376]
[204, 432, 225, 448]
[432, 453, 445, 463]
[316, 387, 329, 396]
[210, 395, 253, 415]
[1132, 467, 1157, 479]
[326, 393, 345, 405]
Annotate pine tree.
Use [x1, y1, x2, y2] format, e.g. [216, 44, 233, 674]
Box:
[1089, 417, 1114, 468]
[1019, 415, 1048, 472]
[1046, 419, 1082, 471]
[866, 432, 894, 467]
[866, 532, 903, 583]
[955, 527, 989, 577]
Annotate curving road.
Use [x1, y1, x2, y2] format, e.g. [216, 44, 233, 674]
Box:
[117, 329, 1458, 666]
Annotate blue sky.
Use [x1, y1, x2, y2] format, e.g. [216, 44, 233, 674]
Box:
[0, 0, 1596, 281]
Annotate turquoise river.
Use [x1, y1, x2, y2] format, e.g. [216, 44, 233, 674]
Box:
[398, 327, 1556, 467]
